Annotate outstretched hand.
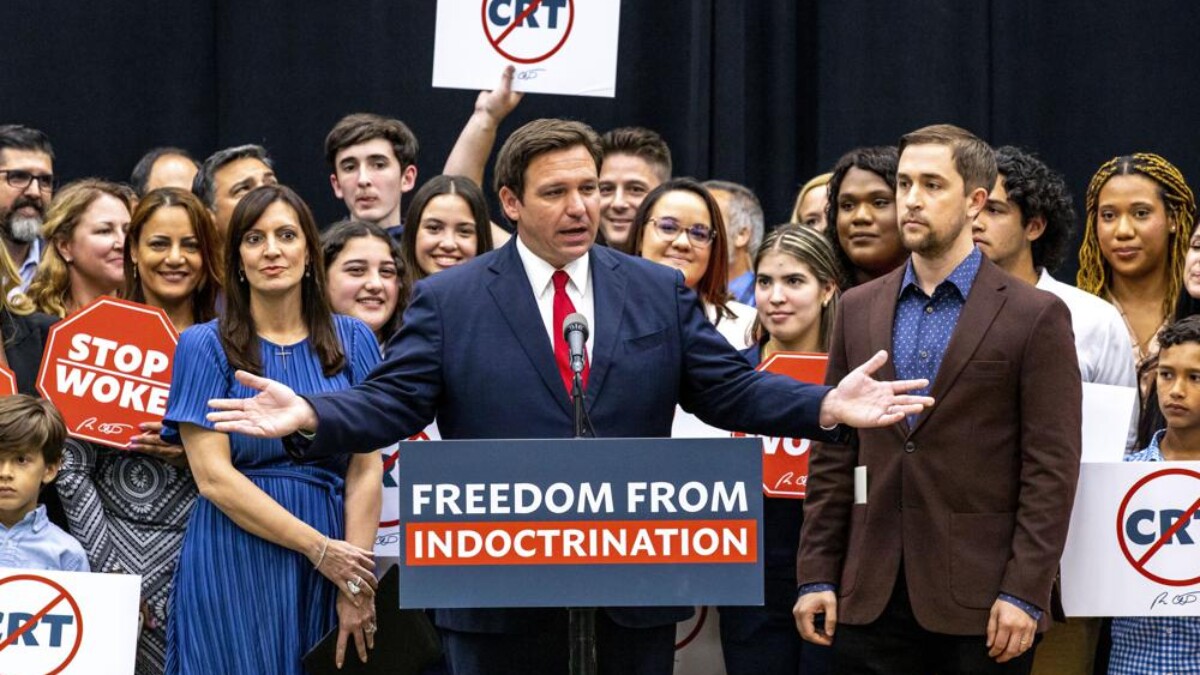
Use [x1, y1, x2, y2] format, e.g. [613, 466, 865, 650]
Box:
[207, 370, 318, 438]
[821, 350, 934, 428]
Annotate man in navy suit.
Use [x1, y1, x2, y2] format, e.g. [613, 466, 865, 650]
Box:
[210, 118, 933, 675]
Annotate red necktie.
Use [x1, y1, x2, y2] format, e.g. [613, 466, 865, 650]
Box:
[553, 270, 589, 394]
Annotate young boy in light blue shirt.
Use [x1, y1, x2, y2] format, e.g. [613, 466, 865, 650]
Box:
[1110, 317, 1200, 674]
[0, 395, 88, 572]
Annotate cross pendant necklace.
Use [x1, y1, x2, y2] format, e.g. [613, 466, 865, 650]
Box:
[276, 346, 292, 371]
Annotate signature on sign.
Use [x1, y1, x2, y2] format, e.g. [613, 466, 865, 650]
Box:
[1150, 590, 1200, 611]
[516, 68, 546, 81]
[376, 532, 400, 547]
[772, 472, 808, 491]
[77, 416, 134, 436]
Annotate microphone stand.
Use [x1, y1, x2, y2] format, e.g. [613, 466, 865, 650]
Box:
[568, 368, 596, 675]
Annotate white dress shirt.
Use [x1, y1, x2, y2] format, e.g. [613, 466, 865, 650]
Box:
[515, 237, 595, 362]
[707, 300, 756, 349]
[1037, 269, 1139, 451]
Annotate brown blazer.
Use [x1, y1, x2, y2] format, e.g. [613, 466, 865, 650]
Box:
[797, 257, 1082, 635]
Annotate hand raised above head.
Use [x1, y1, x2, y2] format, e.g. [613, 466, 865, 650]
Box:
[820, 350, 935, 429]
[475, 65, 524, 123]
[206, 370, 318, 438]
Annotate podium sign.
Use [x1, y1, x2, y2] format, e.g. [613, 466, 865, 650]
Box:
[399, 437, 763, 608]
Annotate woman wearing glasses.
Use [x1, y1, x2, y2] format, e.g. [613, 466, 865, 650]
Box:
[630, 178, 754, 347]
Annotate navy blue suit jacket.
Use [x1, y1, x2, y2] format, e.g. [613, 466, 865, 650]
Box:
[297, 240, 835, 632]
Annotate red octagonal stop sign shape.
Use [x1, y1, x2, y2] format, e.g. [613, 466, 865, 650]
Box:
[0, 365, 15, 397]
[734, 352, 828, 499]
[36, 297, 179, 449]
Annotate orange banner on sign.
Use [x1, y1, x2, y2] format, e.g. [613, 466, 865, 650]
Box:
[406, 519, 757, 566]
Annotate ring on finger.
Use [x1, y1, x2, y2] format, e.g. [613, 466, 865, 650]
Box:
[365, 622, 377, 634]
[346, 577, 363, 596]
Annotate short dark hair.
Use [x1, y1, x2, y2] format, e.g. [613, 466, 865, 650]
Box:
[600, 127, 672, 181]
[494, 119, 602, 205]
[193, 144, 273, 209]
[402, 175, 494, 286]
[321, 219, 409, 342]
[0, 125, 54, 162]
[0, 395, 66, 464]
[898, 124, 996, 195]
[824, 146, 899, 289]
[993, 146, 1076, 273]
[130, 147, 199, 197]
[1159, 315, 1200, 351]
[325, 114, 419, 170]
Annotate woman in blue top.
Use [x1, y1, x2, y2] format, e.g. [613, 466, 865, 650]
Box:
[722, 224, 840, 675]
[162, 185, 382, 674]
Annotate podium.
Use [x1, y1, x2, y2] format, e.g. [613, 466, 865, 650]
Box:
[396, 437, 765, 609]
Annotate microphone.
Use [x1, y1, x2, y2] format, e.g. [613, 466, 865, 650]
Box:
[562, 312, 589, 375]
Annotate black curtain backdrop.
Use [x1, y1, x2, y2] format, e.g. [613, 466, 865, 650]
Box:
[4, 1, 1198, 282]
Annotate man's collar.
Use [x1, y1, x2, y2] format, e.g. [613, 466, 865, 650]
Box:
[899, 246, 982, 298]
[515, 236, 590, 295]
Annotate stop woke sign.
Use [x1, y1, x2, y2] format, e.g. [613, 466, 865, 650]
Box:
[0, 366, 15, 397]
[734, 352, 828, 499]
[37, 297, 179, 449]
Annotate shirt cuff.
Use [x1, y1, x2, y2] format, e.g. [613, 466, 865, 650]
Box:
[998, 593, 1043, 621]
[796, 583, 836, 600]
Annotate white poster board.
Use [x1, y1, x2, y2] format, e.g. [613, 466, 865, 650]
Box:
[0, 568, 140, 674]
[433, 0, 622, 97]
[1081, 382, 1138, 462]
[1061, 461, 1200, 616]
[377, 422, 441, 560]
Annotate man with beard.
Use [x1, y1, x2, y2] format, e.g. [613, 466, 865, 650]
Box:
[0, 125, 54, 293]
[795, 125, 1082, 674]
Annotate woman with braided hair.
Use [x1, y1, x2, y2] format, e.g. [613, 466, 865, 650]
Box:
[1077, 153, 1196, 395]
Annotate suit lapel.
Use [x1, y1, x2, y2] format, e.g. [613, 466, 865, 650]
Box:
[910, 259, 1007, 436]
[868, 267, 906, 435]
[486, 241, 572, 416]
[584, 247, 625, 413]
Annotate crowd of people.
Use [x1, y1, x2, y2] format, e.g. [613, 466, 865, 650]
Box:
[0, 65, 1196, 675]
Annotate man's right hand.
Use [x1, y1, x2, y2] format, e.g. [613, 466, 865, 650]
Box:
[207, 370, 318, 438]
[473, 65, 524, 127]
[793, 590, 838, 646]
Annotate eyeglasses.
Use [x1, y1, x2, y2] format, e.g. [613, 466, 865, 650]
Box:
[0, 170, 54, 192]
[649, 217, 716, 248]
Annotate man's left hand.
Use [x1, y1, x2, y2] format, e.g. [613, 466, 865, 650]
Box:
[986, 598, 1037, 663]
[820, 350, 934, 428]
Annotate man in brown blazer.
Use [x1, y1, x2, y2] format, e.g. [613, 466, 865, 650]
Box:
[794, 125, 1082, 674]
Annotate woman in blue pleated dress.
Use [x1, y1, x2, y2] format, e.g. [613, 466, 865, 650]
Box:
[162, 185, 383, 674]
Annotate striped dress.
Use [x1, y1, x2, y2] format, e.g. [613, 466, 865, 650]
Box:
[161, 316, 380, 675]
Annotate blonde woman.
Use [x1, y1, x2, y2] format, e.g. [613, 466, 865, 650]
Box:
[791, 172, 832, 231]
[26, 179, 132, 317]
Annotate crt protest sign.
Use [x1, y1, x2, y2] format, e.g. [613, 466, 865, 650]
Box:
[1061, 461, 1200, 616]
[376, 423, 441, 559]
[36, 298, 178, 450]
[0, 569, 140, 674]
[433, 0, 621, 97]
[398, 437, 763, 608]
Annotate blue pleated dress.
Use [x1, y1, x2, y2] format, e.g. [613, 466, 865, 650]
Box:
[160, 315, 380, 675]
